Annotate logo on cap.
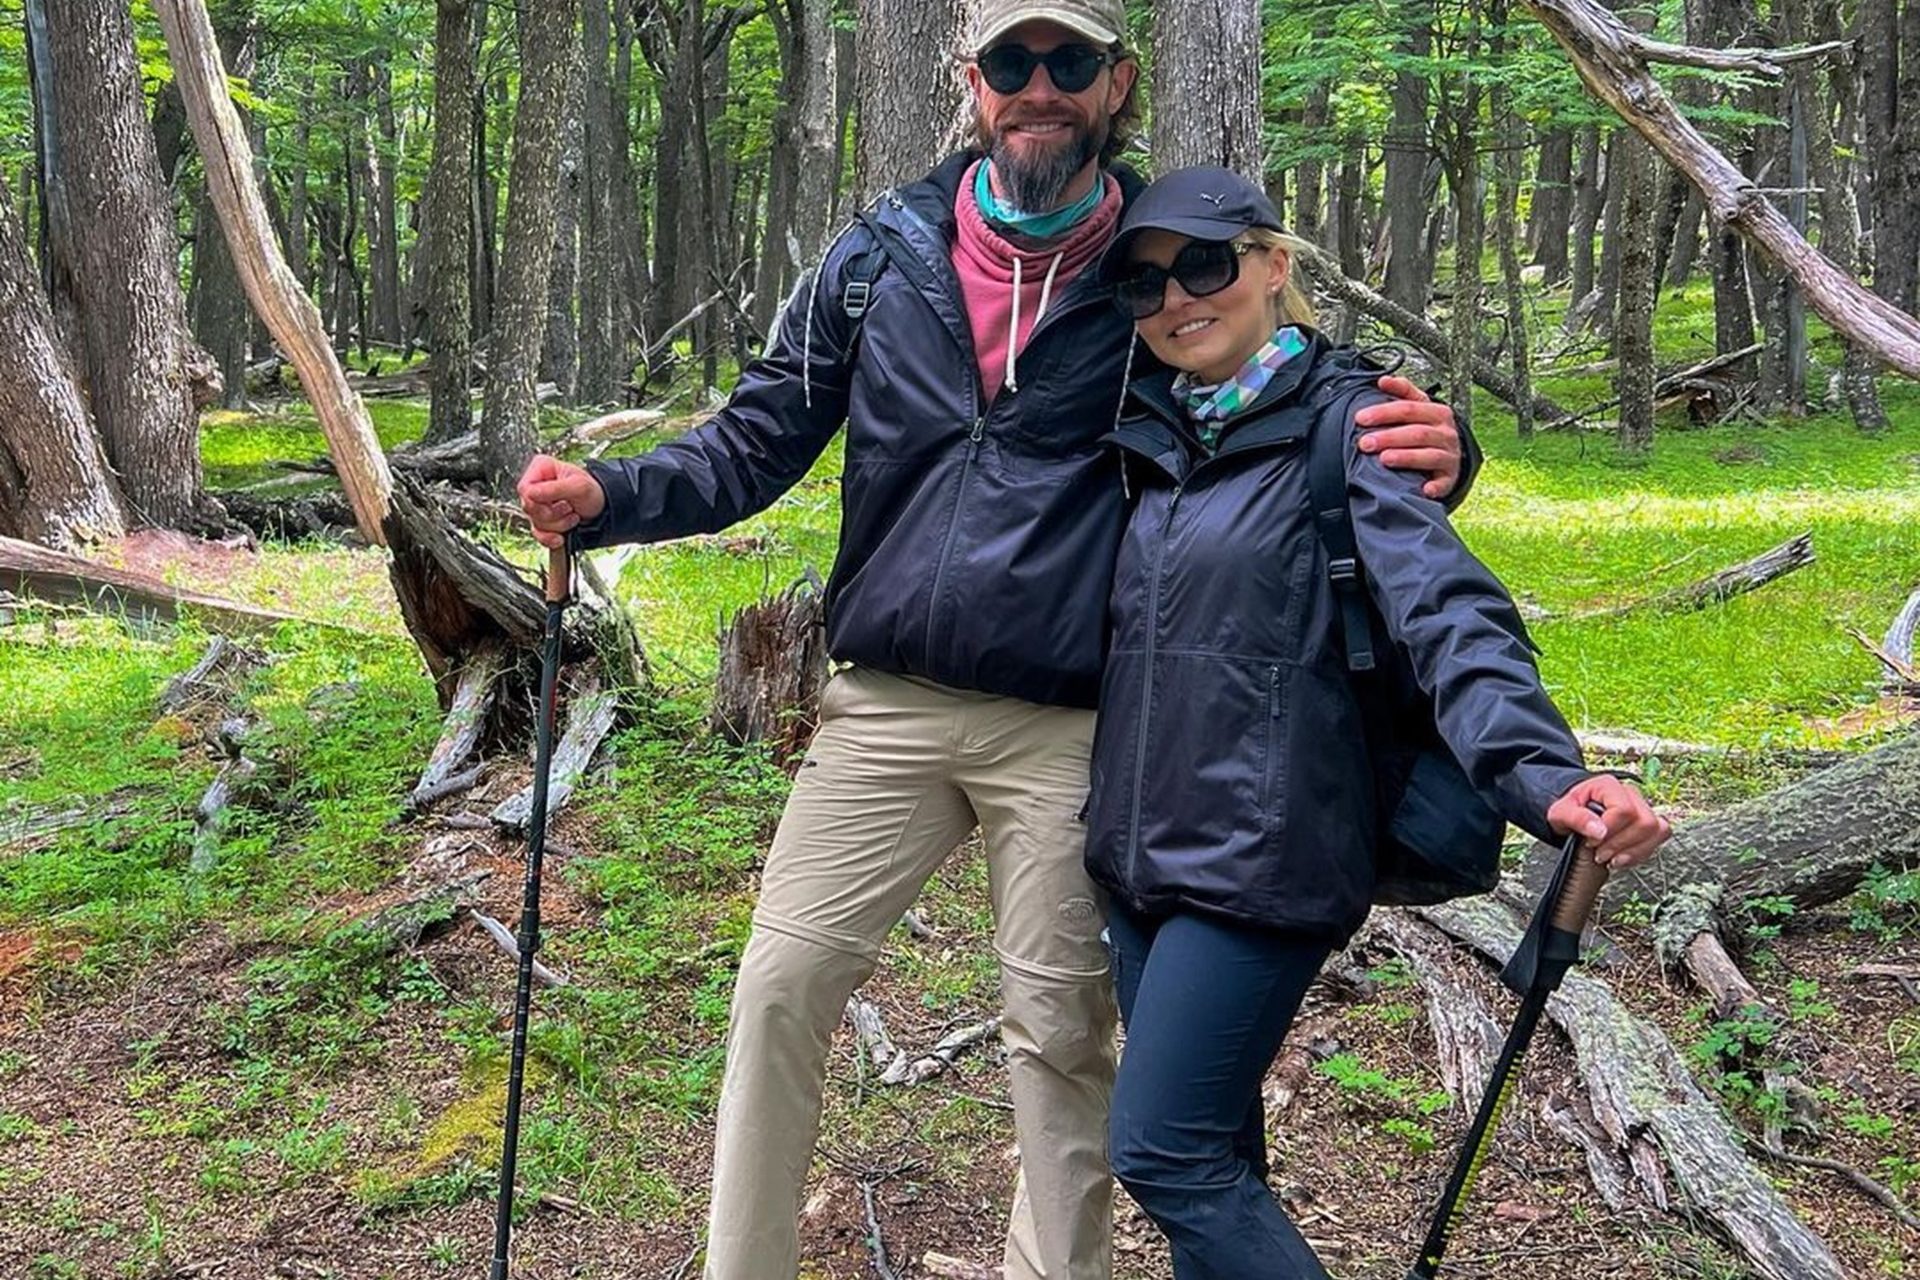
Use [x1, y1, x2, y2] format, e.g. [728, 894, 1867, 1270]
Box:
[1200, 192, 1227, 208]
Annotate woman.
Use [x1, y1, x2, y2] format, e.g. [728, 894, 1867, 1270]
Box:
[1084, 166, 1670, 1279]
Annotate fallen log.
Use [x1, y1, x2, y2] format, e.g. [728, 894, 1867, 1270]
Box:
[1580, 533, 1814, 619]
[471, 909, 570, 987]
[0, 534, 314, 633]
[1888, 585, 1920, 674]
[356, 870, 492, 950]
[409, 646, 506, 807]
[1530, 729, 1920, 922]
[1368, 913, 1505, 1108]
[1575, 728, 1843, 768]
[1420, 892, 1848, 1280]
[1650, 883, 1776, 1026]
[159, 636, 266, 714]
[488, 680, 620, 830]
[1850, 626, 1920, 695]
[1292, 245, 1572, 423]
[1546, 343, 1765, 429]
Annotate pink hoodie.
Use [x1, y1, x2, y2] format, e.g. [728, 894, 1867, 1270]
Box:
[951, 161, 1123, 405]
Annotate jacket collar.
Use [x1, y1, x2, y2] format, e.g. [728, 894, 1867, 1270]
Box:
[1115, 328, 1334, 465]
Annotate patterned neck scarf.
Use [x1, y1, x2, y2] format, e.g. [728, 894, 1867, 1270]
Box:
[1174, 326, 1309, 451]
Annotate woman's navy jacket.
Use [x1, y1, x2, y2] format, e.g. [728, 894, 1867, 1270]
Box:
[1085, 333, 1589, 940]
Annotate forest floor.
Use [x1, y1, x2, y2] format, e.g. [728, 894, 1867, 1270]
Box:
[4, 286, 1920, 1279]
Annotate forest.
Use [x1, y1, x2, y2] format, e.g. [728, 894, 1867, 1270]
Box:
[1, 0, 1918, 1276]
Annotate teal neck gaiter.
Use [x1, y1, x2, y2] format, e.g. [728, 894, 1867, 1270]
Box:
[975, 160, 1103, 240]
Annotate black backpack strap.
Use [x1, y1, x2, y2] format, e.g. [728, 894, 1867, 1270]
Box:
[1306, 385, 1377, 674]
[840, 215, 889, 322]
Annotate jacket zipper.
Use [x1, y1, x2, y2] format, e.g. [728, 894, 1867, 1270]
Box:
[926, 415, 987, 654]
[1124, 482, 1182, 889]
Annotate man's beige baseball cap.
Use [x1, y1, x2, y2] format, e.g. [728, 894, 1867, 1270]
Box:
[968, 0, 1128, 53]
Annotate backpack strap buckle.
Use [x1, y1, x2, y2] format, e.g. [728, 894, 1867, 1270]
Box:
[843, 280, 872, 320]
[1328, 556, 1359, 588]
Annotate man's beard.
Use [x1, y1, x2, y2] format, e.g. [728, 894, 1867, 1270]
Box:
[987, 116, 1105, 212]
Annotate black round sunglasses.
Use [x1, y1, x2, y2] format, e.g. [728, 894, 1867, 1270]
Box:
[1112, 241, 1255, 320]
[976, 42, 1116, 95]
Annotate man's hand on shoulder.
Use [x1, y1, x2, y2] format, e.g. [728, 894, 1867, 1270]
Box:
[517, 454, 608, 549]
[1353, 375, 1462, 500]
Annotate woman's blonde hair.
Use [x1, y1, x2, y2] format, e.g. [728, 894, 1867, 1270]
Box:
[1240, 228, 1317, 330]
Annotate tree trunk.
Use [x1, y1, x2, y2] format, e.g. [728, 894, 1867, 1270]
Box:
[1444, 9, 1484, 422]
[1570, 123, 1603, 308]
[1863, 0, 1920, 317]
[1666, 188, 1705, 286]
[426, 0, 476, 446]
[754, 6, 803, 338]
[480, 0, 577, 496]
[612, 0, 647, 377]
[1335, 150, 1367, 281]
[1811, 0, 1888, 429]
[543, 34, 584, 404]
[578, 0, 618, 403]
[1616, 128, 1657, 453]
[854, 0, 969, 201]
[1296, 15, 1332, 246]
[1594, 131, 1625, 331]
[1384, 6, 1435, 312]
[286, 72, 312, 292]
[191, 185, 251, 411]
[0, 180, 124, 548]
[645, 2, 697, 337]
[369, 57, 404, 346]
[1152, 0, 1263, 178]
[472, 26, 501, 342]
[1530, 126, 1574, 283]
[152, 0, 394, 546]
[45, 0, 211, 530]
[1490, 0, 1533, 437]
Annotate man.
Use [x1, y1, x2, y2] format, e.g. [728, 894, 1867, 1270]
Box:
[520, 4, 1469, 1276]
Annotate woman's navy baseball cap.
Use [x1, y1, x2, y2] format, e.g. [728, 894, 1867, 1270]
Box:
[1099, 165, 1284, 281]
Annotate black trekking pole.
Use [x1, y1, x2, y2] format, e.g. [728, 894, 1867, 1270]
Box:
[489, 537, 571, 1280]
[1406, 807, 1611, 1280]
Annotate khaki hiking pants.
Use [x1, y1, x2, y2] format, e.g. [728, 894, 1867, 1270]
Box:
[703, 667, 1117, 1280]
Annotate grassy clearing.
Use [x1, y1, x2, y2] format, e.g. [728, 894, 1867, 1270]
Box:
[3, 280, 1917, 1274]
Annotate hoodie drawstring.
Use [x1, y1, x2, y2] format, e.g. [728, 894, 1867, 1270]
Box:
[1006, 250, 1066, 396]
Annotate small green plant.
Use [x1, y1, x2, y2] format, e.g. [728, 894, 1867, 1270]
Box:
[0, 1111, 38, 1142]
[1841, 1104, 1896, 1142]
[1380, 1116, 1437, 1156]
[1742, 895, 1797, 941]
[275, 1118, 351, 1178]
[1786, 978, 1833, 1022]
[425, 1235, 464, 1270]
[1850, 864, 1920, 942]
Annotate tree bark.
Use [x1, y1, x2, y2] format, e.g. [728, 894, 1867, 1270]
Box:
[1295, 15, 1332, 245]
[0, 180, 123, 548]
[152, 0, 394, 546]
[45, 0, 212, 530]
[1863, 0, 1920, 317]
[1569, 123, 1604, 309]
[426, 0, 477, 446]
[1384, 6, 1435, 312]
[368, 56, 405, 346]
[480, 0, 577, 496]
[1152, 0, 1263, 178]
[1490, 3, 1532, 437]
[1616, 129, 1657, 452]
[1442, 7, 1485, 421]
[543, 34, 584, 404]
[1804, 0, 1887, 428]
[854, 0, 969, 201]
[1530, 126, 1575, 283]
[578, 0, 619, 403]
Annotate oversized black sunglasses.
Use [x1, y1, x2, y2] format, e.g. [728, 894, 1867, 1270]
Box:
[976, 42, 1115, 95]
[1113, 240, 1255, 320]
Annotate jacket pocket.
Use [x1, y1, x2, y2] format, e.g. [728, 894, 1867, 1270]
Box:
[1262, 663, 1290, 840]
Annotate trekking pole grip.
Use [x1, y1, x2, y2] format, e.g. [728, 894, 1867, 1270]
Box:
[546, 542, 570, 605]
[1549, 803, 1612, 934]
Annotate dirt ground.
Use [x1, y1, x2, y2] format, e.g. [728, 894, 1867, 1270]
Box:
[2, 829, 1914, 1280]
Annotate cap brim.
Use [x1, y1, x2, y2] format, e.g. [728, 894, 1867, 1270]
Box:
[1097, 214, 1258, 282]
[973, 9, 1122, 52]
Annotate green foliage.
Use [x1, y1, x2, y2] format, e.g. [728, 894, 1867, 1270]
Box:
[1850, 865, 1920, 942]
